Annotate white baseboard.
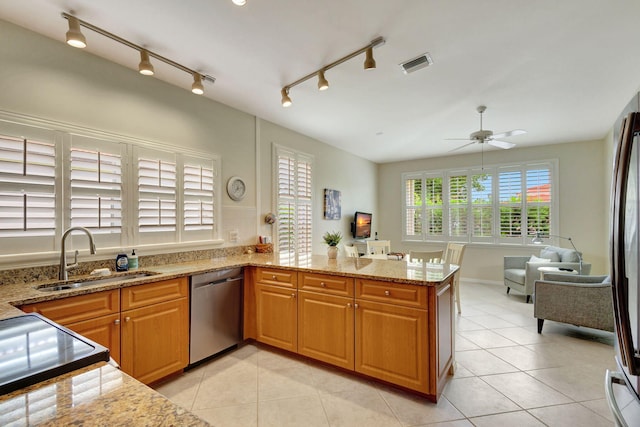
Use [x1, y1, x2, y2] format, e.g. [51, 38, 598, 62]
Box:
[459, 278, 503, 287]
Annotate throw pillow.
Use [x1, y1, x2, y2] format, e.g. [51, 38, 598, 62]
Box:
[540, 247, 561, 262]
[529, 255, 552, 263]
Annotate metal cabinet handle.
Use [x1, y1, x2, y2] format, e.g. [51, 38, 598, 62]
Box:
[384, 290, 390, 296]
[291, 293, 296, 298]
[114, 319, 120, 325]
[347, 303, 352, 308]
[125, 316, 131, 322]
[272, 275, 277, 280]
[320, 282, 326, 287]
[354, 303, 359, 309]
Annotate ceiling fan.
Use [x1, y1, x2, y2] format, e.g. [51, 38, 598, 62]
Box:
[447, 105, 526, 152]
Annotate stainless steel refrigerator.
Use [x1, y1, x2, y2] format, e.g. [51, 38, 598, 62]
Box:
[607, 92, 640, 426]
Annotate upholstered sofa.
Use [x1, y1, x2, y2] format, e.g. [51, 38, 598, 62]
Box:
[503, 246, 591, 303]
[534, 273, 614, 333]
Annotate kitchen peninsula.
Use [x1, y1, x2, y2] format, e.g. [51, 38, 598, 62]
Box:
[0, 253, 457, 425]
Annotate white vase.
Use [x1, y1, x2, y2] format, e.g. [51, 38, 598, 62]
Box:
[327, 246, 338, 259]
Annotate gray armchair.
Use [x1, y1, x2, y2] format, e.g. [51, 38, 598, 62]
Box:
[534, 273, 614, 333]
[504, 246, 591, 303]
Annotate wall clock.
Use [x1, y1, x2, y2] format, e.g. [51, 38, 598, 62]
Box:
[227, 176, 246, 201]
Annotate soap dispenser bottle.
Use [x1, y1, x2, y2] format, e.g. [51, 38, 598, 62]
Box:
[129, 249, 138, 270]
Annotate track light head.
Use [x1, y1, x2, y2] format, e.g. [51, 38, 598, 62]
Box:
[317, 70, 329, 91]
[65, 16, 86, 48]
[364, 47, 376, 70]
[192, 73, 204, 95]
[138, 50, 155, 75]
[281, 88, 292, 107]
[232, 0, 247, 5]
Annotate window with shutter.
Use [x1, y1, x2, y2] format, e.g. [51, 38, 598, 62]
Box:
[402, 161, 556, 245]
[183, 155, 216, 240]
[0, 134, 56, 239]
[448, 174, 468, 238]
[275, 146, 313, 262]
[69, 146, 122, 232]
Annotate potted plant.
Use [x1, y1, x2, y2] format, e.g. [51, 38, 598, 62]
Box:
[323, 231, 342, 259]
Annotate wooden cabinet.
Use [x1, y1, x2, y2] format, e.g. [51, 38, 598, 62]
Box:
[21, 290, 121, 364]
[21, 277, 189, 385]
[120, 277, 189, 384]
[297, 272, 354, 369]
[355, 279, 429, 393]
[255, 282, 297, 351]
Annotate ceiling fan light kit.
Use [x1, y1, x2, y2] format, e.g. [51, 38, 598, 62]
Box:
[62, 12, 215, 95]
[280, 36, 385, 107]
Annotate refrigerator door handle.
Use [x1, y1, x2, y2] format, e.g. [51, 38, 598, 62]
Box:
[605, 370, 630, 427]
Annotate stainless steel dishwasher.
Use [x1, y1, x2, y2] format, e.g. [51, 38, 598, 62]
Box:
[189, 267, 243, 365]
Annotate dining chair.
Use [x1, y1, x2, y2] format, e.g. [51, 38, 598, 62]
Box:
[343, 245, 359, 258]
[444, 243, 466, 314]
[409, 250, 443, 263]
[366, 240, 391, 255]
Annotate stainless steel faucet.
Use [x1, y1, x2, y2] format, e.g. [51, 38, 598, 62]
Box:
[59, 227, 97, 280]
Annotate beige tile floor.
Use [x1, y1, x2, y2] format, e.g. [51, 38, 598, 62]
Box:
[153, 281, 617, 426]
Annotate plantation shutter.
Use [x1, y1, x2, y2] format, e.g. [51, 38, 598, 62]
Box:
[275, 146, 313, 262]
[471, 171, 493, 241]
[498, 167, 523, 240]
[0, 134, 56, 237]
[69, 147, 122, 232]
[448, 174, 468, 239]
[403, 175, 423, 239]
[137, 148, 177, 244]
[183, 162, 215, 232]
[526, 165, 552, 236]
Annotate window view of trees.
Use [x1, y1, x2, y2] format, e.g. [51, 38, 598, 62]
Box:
[403, 162, 554, 244]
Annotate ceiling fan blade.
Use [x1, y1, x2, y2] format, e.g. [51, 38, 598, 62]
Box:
[491, 129, 526, 139]
[448, 141, 476, 152]
[488, 140, 516, 149]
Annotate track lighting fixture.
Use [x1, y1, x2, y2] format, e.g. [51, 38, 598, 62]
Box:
[138, 50, 154, 76]
[65, 15, 86, 48]
[281, 88, 292, 107]
[317, 70, 329, 91]
[280, 36, 385, 107]
[363, 47, 376, 70]
[61, 12, 215, 95]
[191, 73, 204, 95]
[232, 0, 247, 5]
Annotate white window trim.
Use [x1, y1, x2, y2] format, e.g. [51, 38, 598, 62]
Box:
[402, 159, 559, 246]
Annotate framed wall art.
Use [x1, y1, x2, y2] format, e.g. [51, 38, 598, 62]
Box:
[323, 189, 341, 220]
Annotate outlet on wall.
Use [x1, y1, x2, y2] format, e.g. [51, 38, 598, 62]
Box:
[228, 229, 239, 243]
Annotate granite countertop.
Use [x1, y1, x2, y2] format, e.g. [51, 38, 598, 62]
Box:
[0, 253, 457, 426]
[0, 362, 209, 426]
[0, 253, 459, 313]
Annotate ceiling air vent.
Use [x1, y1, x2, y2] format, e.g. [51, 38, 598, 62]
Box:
[399, 52, 433, 74]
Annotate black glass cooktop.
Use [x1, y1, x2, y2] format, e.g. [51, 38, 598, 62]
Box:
[0, 313, 110, 395]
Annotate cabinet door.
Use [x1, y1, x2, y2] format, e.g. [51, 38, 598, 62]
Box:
[67, 314, 121, 365]
[255, 283, 297, 352]
[120, 297, 189, 384]
[298, 291, 354, 369]
[355, 299, 428, 393]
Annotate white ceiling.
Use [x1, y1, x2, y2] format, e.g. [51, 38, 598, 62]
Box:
[1, 0, 639, 163]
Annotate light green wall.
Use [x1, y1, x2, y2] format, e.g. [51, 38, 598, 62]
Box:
[377, 139, 609, 283]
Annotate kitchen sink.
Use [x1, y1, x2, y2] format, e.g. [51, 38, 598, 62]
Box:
[35, 271, 160, 292]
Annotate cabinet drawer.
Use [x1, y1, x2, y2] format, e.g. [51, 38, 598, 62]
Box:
[255, 267, 297, 288]
[356, 279, 427, 308]
[121, 277, 188, 310]
[298, 272, 354, 297]
[21, 290, 120, 324]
